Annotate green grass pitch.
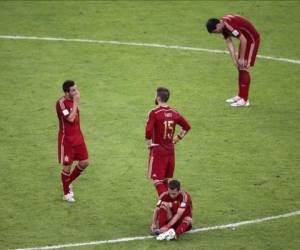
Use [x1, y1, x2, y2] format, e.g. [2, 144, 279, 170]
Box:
[0, 1, 299, 249]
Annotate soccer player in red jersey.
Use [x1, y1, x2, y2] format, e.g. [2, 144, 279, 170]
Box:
[206, 15, 260, 107]
[56, 80, 89, 202]
[150, 180, 193, 241]
[145, 87, 191, 196]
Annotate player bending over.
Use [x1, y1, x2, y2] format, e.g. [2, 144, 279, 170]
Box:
[145, 87, 191, 196]
[56, 80, 89, 202]
[151, 179, 193, 241]
[206, 15, 260, 107]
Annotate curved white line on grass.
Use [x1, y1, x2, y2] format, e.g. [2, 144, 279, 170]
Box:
[190, 210, 300, 233]
[1, 35, 300, 65]
[14, 210, 300, 250]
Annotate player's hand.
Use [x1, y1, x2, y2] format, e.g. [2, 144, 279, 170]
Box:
[173, 135, 180, 144]
[234, 53, 239, 68]
[234, 60, 239, 69]
[73, 90, 80, 103]
[238, 58, 248, 68]
[150, 223, 158, 232]
[237, 58, 244, 67]
[159, 226, 169, 233]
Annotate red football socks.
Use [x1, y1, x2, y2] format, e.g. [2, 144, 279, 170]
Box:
[175, 222, 191, 236]
[155, 182, 168, 196]
[69, 165, 83, 183]
[238, 70, 251, 101]
[61, 170, 70, 195]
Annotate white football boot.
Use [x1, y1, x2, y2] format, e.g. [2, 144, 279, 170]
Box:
[230, 98, 250, 107]
[156, 230, 170, 241]
[225, 96, 241, 104]
[165, 228, 177, 241]
[156, 228, 176, 241]
[69, 184, 74, 198]
[63, 193, 75, 203]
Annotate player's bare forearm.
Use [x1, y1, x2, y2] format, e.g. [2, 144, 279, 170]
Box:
[238, 34, 247, 67]
[152, 207, 159, 227]
[174, 117, 191, 144]
[150, 208, 160, 233]
[164, 208, 185, 228]
[152, 207, 159, 225]
[226, 38, 237, 66]
[66, 102, 78, 122]
[173, 129, 187, 144]
[66, 90, 80, 122]
[239, 34, 247, 59]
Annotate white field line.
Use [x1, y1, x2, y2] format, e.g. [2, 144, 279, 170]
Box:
[14, 210, 300, 250]
[1, 35, 300, 65]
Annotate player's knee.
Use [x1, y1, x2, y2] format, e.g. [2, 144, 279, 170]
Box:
[79, 160, 89, 169]
[183, 216, 193, 225]
[62, 165, 72, 173]
[83, 161, 89, 168]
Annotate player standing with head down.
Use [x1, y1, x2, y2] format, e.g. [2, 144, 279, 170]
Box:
[145, 87, 191, 196]
[206, 15, 260, 107]
[56, 80, 89, 202]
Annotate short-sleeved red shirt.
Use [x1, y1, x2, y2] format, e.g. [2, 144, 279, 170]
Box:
[221, 15, 260, 42]
[157, 191, 192, 218]
[56, 96, 84, 146]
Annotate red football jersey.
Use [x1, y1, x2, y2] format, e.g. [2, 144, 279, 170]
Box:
[145, 106, 191, 148]
[221, 15, 260, 42]
[56, 96, 84, 146]
[157, 191, 192, 218]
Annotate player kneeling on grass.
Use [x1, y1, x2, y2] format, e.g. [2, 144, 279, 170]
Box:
[150, 180, 193, 241]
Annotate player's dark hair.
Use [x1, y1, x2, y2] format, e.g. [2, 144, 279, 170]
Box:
[206, 18, 220, 33]
[156, 87, 170, 102]
[62, 80, 75, 92]
[168, 180, 181, 191]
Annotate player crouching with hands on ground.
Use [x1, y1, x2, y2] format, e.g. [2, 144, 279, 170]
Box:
[150, 179, 193, 241]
